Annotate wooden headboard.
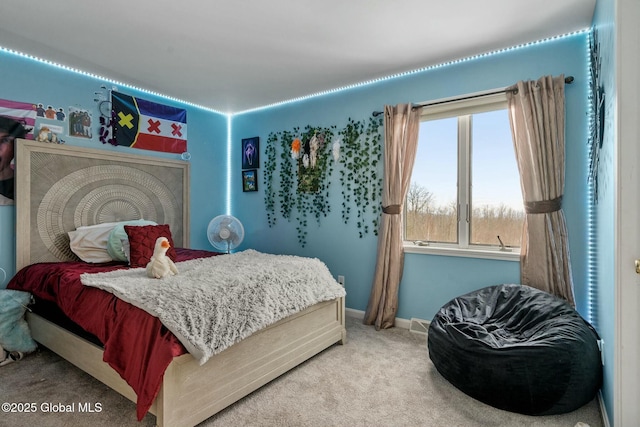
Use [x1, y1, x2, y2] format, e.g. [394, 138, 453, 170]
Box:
[15, 139, 190, 270]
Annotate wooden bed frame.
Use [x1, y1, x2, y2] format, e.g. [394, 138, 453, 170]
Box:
[15, 139, 346, 427]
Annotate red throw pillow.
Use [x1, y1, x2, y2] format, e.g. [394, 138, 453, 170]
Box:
[124, 224, 178, 268]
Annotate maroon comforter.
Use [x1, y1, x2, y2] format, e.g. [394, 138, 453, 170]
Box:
[7, 248, 219, 420]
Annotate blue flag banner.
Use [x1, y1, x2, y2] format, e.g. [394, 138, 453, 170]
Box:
[111, 92, 187, 154]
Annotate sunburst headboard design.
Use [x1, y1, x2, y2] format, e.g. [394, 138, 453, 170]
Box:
[15, 139, 190, 270]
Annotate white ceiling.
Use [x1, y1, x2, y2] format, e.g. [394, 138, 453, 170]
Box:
[0, 0, 595, 114]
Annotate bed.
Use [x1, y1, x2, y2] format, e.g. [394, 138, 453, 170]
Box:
[8, 139, 347, 427]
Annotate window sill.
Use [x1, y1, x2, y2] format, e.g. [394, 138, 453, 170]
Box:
[403, 243, 520, 262]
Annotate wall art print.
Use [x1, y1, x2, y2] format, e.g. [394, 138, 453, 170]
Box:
[242, 169, 258, 192]
[242, 136, 259, 169]
[68, 106, 92, 139]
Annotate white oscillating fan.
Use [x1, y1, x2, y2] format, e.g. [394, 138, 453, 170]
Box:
[207, 215, 245, 253]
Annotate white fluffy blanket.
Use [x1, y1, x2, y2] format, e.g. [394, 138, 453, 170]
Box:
[80, 249, 346, 365]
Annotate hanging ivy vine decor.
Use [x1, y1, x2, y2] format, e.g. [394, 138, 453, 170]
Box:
[338, 116, 384, 237]
[277, 129, 296, 221]
[264, 132, 278, 227]
[263, 125, 335, 246]
[293, 125, 335, 246]
[263, 115, 383, 246]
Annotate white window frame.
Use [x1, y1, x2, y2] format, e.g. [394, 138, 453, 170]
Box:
[403, 90, 521, 262]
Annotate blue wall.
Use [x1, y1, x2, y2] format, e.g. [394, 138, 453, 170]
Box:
[0, 50, 228, 286]
[592, 0, 615, 422]
[232, 33, 591, 322]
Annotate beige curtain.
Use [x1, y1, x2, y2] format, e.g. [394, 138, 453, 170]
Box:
[506, 75, 575, 305]
[364, 104, 422, 329]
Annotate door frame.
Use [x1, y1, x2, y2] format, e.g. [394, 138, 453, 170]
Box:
[615, 0, 640, 424]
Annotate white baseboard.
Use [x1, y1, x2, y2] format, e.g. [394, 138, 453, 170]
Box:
[597, 390, 610, 427]
[345, 308, 412, 329]
[345, 308, 365, 322]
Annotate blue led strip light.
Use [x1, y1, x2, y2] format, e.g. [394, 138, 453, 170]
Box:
[0, 46, 226, 116]
[226, 115, 232, 215]
[586, 29, 597, 327]
[234, 29, 590, 115]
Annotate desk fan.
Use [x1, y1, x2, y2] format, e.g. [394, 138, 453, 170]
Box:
[207, 215, 244, 253]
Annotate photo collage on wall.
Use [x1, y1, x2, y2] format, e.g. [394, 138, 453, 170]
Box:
[241, 137, 259, 192]
[0, 97, 96, 206]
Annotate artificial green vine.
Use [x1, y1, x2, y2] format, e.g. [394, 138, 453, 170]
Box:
[277, 129, 296, 221]
[292, 125, 335, 246]
[263, 126, 335, 246]
[263, 116, 383, 246]
[338, 116, 384, 237]
[264, 132, 278, 227]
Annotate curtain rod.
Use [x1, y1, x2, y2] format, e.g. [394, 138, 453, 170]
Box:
[372, 76, 574, 117]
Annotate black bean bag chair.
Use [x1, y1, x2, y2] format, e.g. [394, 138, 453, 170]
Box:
[428, 284, 602, 415]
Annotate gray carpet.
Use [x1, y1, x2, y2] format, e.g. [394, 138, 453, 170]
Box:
[0, 315, 603, 427]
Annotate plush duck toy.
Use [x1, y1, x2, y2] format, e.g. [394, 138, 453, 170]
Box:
[146, 237, 179, 279]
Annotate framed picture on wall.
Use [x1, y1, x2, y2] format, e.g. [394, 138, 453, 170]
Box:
[241, 136, 259, 169]
[242, 169, 258, 192]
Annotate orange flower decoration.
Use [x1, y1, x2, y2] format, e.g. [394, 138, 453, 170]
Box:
[291, 138, 301, 159]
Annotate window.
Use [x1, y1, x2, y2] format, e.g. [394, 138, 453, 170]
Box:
[404, 92, 524, 257]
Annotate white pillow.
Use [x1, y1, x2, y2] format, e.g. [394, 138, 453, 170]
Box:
[68, 221, 123, 263]
[68, 219, 156, 263]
